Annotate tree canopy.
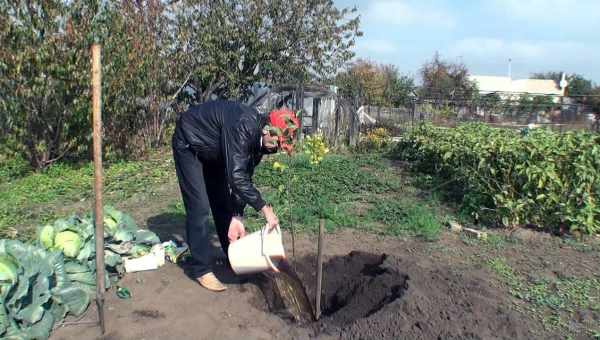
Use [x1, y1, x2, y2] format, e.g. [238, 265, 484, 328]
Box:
[531, 72, 594, 100]
[0, 0, 361, 169]
[335, 59, 416, 108]
[419, 52, 478, 103]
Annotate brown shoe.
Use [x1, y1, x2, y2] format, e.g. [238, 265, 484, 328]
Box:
[196, 272, 227, 292]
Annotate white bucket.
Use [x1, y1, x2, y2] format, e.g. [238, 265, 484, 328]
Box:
[228, 225, 285, 275]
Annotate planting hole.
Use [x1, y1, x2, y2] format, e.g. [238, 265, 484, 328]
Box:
[253, 251, 409, 329]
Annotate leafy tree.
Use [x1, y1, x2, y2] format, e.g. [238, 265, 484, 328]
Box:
[0, 0, 361, 169]
[174, 0, 361, 102]
[479, 92, 502, 116]
[335, 59, 415, 108]
[0, 1, 93, 169]
[419, 52, 478, 104]
[531, 72, 593, 101]
[381, 65, 415, 107]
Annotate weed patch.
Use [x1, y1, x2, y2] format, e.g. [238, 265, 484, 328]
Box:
[0, 151, 175, 239]
[368, 199, 442, 241]
[487, 257, 600, 336]
[249, 154, 398, 233]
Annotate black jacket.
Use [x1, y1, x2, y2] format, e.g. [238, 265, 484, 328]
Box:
[174, 100, 269, 215]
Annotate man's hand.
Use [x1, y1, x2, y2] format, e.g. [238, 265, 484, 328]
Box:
[228, 216, 246, 242]
[261, 204, 279, 231]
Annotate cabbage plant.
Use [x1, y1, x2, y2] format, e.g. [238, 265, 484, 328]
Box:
[0, 240, 89, 339]
[36, 206, 160, 296]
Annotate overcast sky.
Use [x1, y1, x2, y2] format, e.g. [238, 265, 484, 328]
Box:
[334, 0, 600, 83]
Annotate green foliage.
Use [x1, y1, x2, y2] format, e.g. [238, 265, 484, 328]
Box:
[369, 199, 441, 241]
[335, 60, 415, 108]
[302, 134, 330, 165]
[357, 127, 392, 152]
[513, 94, 558, 116]
[0, 1, 93, 169]
[0, 154, 174, 239]
[177, 0, 361, 100]
[1, 0, 361, 170]
[419, 52, 478, 102]
[0, 240, 89, 339]
[36, 207, 160, 295]
[478, 92, 503, 115]
[393, 123, 600, 234]
[0, 156, 30, 184]
[487, 257, 600, 335]
[250, 154, 397, 232]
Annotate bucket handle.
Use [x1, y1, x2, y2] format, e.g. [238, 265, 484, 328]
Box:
[261, 224, 281, 273]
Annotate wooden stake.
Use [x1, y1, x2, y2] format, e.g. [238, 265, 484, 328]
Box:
[91, 44, 106, 334]
[315, 219, 325, 320]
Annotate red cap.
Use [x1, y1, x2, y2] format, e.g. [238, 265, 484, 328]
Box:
[267, 109, 300, 154]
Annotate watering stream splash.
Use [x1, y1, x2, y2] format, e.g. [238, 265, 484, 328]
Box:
[256, 258, 315, 323]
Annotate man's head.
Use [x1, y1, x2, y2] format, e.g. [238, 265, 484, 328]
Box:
[262, 109, 300, 154]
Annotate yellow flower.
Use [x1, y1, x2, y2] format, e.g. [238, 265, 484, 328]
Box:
[272, 161, 287, 172]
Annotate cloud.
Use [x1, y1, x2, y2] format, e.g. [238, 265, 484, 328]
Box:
[364, 0, 456, 28]
[450, 38, 595, 61]
[355, 38, 399, 55]
[491, 0, 600, 22]
[450, 38, 546, 59]
[448, 37, 600, 79]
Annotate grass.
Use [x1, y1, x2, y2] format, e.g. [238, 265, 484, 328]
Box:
[1, 148, 450, 243]
[487, 257, 600, 336]
[0, 150, 175, 239]
[245, 151, 448, 238]
[367, 198, 442, 241]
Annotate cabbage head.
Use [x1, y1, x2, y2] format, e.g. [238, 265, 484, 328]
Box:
[38, 224, 55, 249]
[104, 216, 118, 234]
[54, 231, 82, 258]
[0, 255, 17, 284]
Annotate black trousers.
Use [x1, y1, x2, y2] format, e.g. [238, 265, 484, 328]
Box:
[172, 133, 233, 278]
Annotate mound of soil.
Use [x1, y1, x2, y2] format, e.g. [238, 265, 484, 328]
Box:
[263, 251, 537, 340]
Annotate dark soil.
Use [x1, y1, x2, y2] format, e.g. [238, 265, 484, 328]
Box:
[269, 251, 539, 340]
[51, 227, 599, 340]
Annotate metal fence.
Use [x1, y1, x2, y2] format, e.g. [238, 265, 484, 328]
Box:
[361, 99, 599, 135]
[277, 84, 599, 149]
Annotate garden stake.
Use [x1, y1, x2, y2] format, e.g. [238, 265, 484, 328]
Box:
[315, 218, 325, 320]
[91, 43, 106, 334]
[287, 155, 296, 268]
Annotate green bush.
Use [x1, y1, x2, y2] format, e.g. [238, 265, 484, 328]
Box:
[356, 127, 393, 153]
[392, 123, 600, 234]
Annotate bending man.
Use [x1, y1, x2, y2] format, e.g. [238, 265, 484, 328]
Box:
[172, 100, 299, 292]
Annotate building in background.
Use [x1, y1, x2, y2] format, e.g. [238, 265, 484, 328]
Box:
[469, 73, 568, 103]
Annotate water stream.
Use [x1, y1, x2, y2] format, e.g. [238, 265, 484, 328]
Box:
[257, 259, 315, 323]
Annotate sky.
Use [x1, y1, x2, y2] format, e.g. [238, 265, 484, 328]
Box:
[333, 0, 600, 83]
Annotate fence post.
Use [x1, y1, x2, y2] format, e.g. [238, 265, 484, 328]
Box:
[312, 97, 320, 133]
[295, 84, 304, 142]
[333, 100, 341, 147]
[91, 43, 106, 334]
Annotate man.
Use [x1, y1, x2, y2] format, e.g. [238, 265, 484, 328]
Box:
[172, 99, 299, 292]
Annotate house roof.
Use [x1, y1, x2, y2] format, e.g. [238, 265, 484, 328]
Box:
[469, 75, 564, 96]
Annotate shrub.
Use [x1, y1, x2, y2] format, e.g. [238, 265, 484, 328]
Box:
[357, 127, 392, 152]
[392, 123, 600, 234]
